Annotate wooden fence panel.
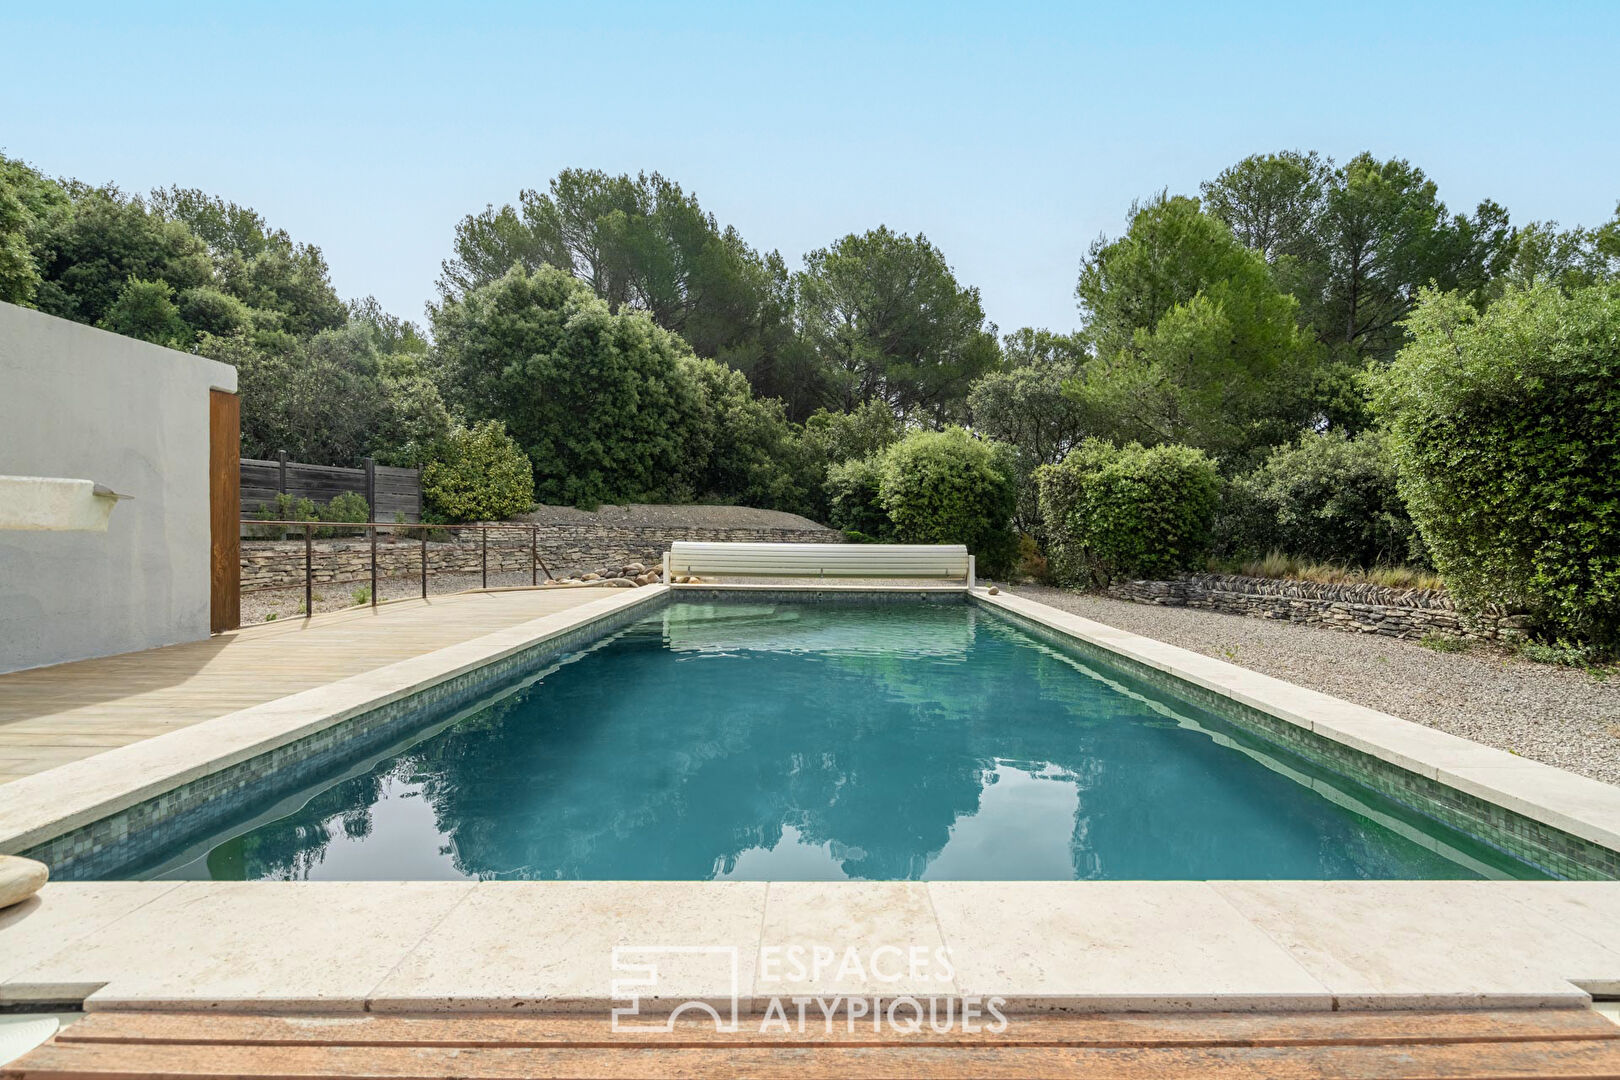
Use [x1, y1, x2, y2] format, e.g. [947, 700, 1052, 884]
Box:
[373, 465, 421, 522]
[239, 455, 421, 522]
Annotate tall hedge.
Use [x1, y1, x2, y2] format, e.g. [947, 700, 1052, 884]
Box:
[1036, 439, 1220, 585]
[1219, 429, 1424, 568]
[824, 454, 891, 539]
[1373, 284, 1620, 650]
[876, 427, 1018, 573]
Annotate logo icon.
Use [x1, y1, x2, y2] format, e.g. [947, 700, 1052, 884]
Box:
[610, 945, 742, 1032]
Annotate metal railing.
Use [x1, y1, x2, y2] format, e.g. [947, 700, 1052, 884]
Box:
[242, 520, 554, 616]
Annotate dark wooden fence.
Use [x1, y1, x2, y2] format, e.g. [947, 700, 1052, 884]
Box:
[241, 452, 421, 522]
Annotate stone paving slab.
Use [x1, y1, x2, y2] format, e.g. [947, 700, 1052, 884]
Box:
[5, 880, 1620, 1013]
[1211, 880, 1620, 1009]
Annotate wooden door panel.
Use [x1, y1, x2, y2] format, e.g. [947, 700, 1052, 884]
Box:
[209, 389, 240, 633]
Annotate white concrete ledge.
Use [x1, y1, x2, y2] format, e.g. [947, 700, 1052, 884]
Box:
[0, 587, 669, 855]
[3, 880, 1619, 1013]
[973, 588, 1620, 855]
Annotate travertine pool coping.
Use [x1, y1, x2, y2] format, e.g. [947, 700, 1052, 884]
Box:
[3, 582, 1620, 1013]
[3, 879, 1620, 1012]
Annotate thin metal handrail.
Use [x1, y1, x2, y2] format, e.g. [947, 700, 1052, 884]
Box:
[240, 520, 553, 617]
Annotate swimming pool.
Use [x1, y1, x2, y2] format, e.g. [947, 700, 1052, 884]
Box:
[124, 600, 1547, 882]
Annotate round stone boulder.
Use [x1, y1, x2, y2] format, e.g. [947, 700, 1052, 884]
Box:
[0, 855, 48, 909]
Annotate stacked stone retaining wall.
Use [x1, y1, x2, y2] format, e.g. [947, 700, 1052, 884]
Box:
[1103, 573, 1529, 643]
[241, 523, 840, 591]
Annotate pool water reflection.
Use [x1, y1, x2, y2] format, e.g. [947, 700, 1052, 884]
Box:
[141, 602, 1548, 881]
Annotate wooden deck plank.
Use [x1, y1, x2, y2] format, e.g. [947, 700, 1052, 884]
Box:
[50, 1009, 1620, 1050]
[12, 1033, 1620, 1079]
[0, 591, 610, 783]
[10, 1010, 1620, 1080]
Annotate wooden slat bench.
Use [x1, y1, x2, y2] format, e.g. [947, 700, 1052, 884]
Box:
[8, 1008, 1620, 1078]
[665, 541, 974, 586]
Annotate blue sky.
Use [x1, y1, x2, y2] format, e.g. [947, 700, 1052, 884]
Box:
[4, 1, 1617, 336]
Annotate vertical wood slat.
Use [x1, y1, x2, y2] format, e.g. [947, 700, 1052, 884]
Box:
[238, 458, 422, 522]
[209, 390, 241, 633]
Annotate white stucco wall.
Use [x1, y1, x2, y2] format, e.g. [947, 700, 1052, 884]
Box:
[0, 302, 237, 673]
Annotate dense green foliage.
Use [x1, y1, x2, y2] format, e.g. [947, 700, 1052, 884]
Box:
[432, 264, 813, 512]
[420, 420, 536, 523]
[824, 454, 892, 539]
[205, 321, 451, 466]
[1218, 430, 1422, 568]
[1372, 284, 1620, 651]
[250, 491, 369, 539]
[1068, 194, 1322, 464]
[439, 169, 823, 417]
[873, 428, 1018, 573]
[676, 356, 813, 511]
[318, 492, 372, 537]
[1036, 440, 1220, 586]
[250, 493, 319, 540]
[10, 149, 1620, 649]
[800, 399, 903, 467]
[968, 329, 1090, 531]
[0, 161, 347, 344]
[796, 227, 1000, 423]
[432, 264, 698, 506]
[824, 429, 1018, 570]
[1201, 151, 1515, 365]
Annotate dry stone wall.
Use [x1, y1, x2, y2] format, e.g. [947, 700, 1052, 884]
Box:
[1103, 573, 1529, 643]
[240, 523, 840, 591]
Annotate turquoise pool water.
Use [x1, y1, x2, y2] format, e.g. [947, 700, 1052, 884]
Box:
[138, 601, 1546, 881]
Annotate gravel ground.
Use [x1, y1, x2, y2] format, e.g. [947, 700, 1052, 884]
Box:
[1006, 584, 1620, 785]
[520, 503, 832, 531]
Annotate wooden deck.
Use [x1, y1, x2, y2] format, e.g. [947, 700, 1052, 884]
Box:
[7, 1008, 1620, 1078]
[0, 591, 608, 784]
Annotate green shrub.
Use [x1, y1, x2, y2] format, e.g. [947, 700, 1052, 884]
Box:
[317, 491, 370, 538]
[1218, 429, 1424, 568]
[421, 419, 536, 524]
[824, 454, 892, 539]
[675, 355, 815, 514]
[177, 285, 252, 338]
[875, 427, 1018, 575]
[1372, 284, 1620, 652]
[252, 492, 372, 539]
[100, 276, 189, 347]
[250, 493, 317, 539]
[431, 265, 694, 506]
[1036, 439, 1220, 586]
